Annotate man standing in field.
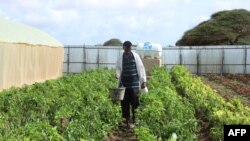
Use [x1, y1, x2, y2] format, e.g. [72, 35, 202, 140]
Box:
[115, 41, 147, 128]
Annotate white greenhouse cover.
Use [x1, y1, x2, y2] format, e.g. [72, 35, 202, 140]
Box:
[0, 17, 64, 91]
[0, 17, 62, 47]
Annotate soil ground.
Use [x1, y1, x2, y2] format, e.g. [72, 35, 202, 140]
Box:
[201, 74, 250, 107]
[103, 123, 138, 141]
[196, 112, 214, 141]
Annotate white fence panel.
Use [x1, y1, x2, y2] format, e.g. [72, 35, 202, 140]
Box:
[181, 47, 197, 73]
[224, 46, 245, 73]
[247, 48, 250, 74]
[85, 47, 98, 63]
[98, 47, 120, 64]
[63, 45, 250, 74]
[199, 47, 222, 73]
[85, 64, 99, 70]
[70, 48, 84, 62]
[70, 63, 84, 73]
[162, 49, 180, 70]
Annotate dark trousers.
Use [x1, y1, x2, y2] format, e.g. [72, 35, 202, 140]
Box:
[121, 88, 139, 122]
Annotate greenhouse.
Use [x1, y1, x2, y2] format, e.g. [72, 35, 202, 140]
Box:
[0, 18, 64, 91]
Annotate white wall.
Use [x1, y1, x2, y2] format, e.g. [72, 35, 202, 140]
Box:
[63, 45, 250, 74]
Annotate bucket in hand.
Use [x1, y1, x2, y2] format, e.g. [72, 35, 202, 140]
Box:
[109, 87, 125, 101]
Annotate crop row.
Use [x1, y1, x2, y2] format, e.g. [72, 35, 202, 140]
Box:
[135, 66, 198, 141]
[171, 65, 250, 140]
[0, 68, 120, 140]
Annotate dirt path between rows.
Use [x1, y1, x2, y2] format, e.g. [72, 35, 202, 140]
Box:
[103, 114, 214, 141]
[201, 76, 250, 107]
[104, 123, 138, 141]
[223, 74, 250, 85]
[206, 75, 250, 97]
[196, 112, 214, 141]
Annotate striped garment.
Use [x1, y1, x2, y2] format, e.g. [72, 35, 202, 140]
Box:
[121, 52, 140, 89]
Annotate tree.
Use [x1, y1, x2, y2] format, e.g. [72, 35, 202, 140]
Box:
[176, 9, 250, 46]
[103, 38, 122, 46]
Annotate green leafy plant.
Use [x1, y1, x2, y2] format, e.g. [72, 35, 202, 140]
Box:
[135, 66, 198, 141]
[171, 65, 250, 140]
[0, 68, 121, 140]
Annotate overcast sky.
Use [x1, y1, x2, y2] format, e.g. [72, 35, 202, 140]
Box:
[0, 0, 250, 46]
